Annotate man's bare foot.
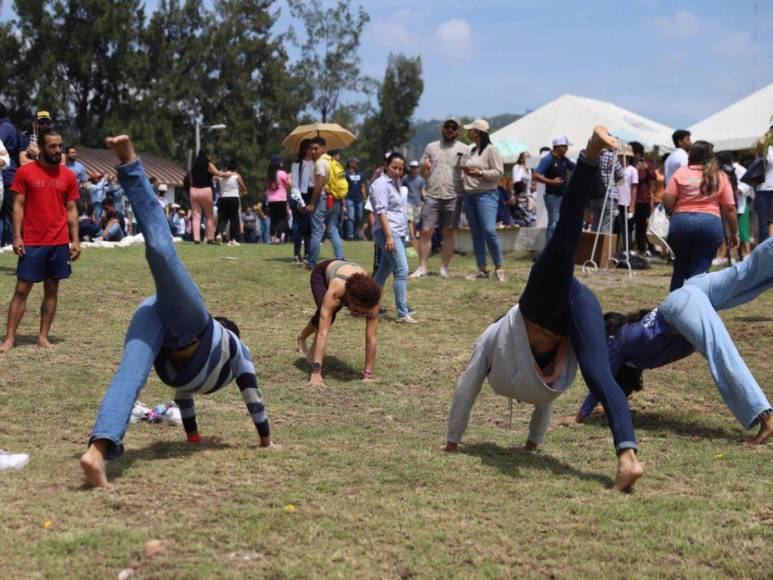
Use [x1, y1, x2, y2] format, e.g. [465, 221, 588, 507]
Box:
[585, 126, 619, 161]
[0, 339, 14, 353]
[37, 337, 55, 349]
[296, 334, 308, 356]
[80, 443, 112, 489]
[558, 414, 585, 426]
[104, 135, 137, 165]
[612, 448, 643, 492]
[751, 411, 772, 445]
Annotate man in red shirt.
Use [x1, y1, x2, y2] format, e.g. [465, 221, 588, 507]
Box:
[0, 128, 80, 352]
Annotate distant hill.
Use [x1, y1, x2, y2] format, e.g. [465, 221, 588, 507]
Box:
[407, 113, 523, 160]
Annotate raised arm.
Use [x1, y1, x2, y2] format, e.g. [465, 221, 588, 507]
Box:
[363, 312, 378, 380]
[207, 162, 234, 179]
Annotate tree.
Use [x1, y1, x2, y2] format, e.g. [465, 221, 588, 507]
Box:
[287, 0, 370, 123]
[375, 53, 423, 153]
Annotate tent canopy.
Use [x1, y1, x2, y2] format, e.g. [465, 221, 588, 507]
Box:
[688, 83, 773, 152]
[491, 94, 675, 162]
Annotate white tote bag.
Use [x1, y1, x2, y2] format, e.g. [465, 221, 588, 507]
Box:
[647, 203, 673, 258]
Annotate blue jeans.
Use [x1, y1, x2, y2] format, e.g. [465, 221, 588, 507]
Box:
[544, 193, 562, 243]
[521, 157, 637, 453]
[346, 198, 363, 240]
[105, 221, 124, 241]
[258, 216, 271, 244]
[373, 229, 409, 318]
[91, 159, 210, 459]
[660, 237, 773, 428]
[754, 189, 772, 243]
[463, 190, 503, 270]
[667, 212, 724, 291]
[308, 196, 345, 268]
[93, 201, 103, 223]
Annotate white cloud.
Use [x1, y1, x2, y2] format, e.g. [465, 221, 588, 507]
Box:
[371, 8, 421, 51]
[654, 10, 700, 38]
[712, 31, 761, 58]
[432, 19, 474, 64]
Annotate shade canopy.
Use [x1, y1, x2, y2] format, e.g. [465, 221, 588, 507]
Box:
[688, 83, 773, 151]
[491, 94, 675, 162]
[77, 147, 186, 186]
[282, 123, 356, 153]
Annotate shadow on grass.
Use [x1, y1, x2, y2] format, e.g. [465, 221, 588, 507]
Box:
[12, 334, 62, 346]
[462, 442, 614, 487]
[292, 355, 360, 382]
[730, 315, 772, 323]
[104, 438, 232, 483]
[581, 410, 739, 441]
[265, 256, 300, 265]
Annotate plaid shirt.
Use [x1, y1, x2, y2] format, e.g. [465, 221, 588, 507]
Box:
[599, 150, 625, 198]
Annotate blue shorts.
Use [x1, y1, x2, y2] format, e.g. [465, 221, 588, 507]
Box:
[17, 245, 72, 283]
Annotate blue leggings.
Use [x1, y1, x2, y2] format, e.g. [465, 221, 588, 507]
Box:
[520, 156, 637, 453]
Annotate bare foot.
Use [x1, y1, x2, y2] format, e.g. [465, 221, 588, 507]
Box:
[296, 334, 308, 356]
[0, 339, 14, 353]
[558, 414, 585, 426]
[751, 411, 772, 445]
[612, 449, 643, 492]
[104, 134, 137, 165]
[442, 442, 458, 453]
[80, 445, 112, 489]
[585, 126, 619, 161]
[37, 337, 55, 349]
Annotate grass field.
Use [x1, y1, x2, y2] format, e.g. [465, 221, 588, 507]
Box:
[0, 241, 771, 578]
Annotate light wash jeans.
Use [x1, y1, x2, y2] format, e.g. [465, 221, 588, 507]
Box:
[373, 229, 409, 318]
[660, 237, 773, 429]
[463, 190, 503, 270]
[544, 193, 562, 243]
[308, 196, 345, 268]
[258, 216, 271, 244]
[346, 198, 364, 240]
[90, 159, 210, 459]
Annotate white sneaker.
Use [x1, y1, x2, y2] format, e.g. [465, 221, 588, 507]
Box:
[409, 266, 427, 279]
[130, 401, 151, 423]
[439, 266, 450, 278]
[396, 314, 419, 324]
[0, 449, 30, 470]
[228, 240, 240, 246]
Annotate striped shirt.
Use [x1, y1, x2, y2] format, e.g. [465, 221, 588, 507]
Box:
[155, 317, 270, 438]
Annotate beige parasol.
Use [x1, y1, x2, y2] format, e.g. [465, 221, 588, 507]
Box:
[282, 123, 356, 153]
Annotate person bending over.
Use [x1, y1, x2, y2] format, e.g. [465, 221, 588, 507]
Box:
[445, 126, 644, 492]
[296, 260, 382, 386]
[80, 136, 270, 489]
[574, 236, 773, 445]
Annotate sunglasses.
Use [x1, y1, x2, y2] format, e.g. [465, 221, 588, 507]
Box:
[443, 124, 459, 131]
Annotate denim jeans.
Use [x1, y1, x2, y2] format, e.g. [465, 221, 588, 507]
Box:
[660, 237, 773, 428]
[0, 191, 13, 246]
[258, 216, 271, 244]
[308, 196, 345, 268]
[91, 159, 210, 459]
[373, 229, 409, 318]
[463, 190, 503, 270]
[543, 193, 562, 243]
[93, 201, 103, 223]
[754, 189, 772, 243]
[105, 221, 124, 241]
[667, 211, 724, 291]
[346, 199, 363, 240]
[521, 157, 637, 452]
[589, 197, 614, 233]
[292, 204, 311, 258]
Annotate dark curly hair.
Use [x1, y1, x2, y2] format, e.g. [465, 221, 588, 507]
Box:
[215, 316, 241, 338]
[345, 273, 381, 308]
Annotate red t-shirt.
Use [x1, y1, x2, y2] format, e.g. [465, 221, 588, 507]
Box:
[11, 161, 80, 246]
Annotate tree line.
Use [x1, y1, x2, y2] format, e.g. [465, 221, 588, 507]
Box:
[0, 0, 424, 198]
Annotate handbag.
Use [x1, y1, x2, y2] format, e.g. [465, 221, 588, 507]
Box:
[647, 203, 673, 257]
[740, 157, 766, 187]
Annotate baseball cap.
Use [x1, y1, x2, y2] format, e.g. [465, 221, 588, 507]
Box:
[409, 160, 419, 167]
[158, 183, 168, 193]
[443, 116, 459, 128]
[349, 157, 359, 163]
[36, 111, 52, 124]
[552, 135, 569, 147]
[463, 119, 490, 133]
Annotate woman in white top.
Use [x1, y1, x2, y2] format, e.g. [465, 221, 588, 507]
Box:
[511, 152, 536, 227]
[754, 128, 773, 243]
[290, 139, 315, 263]
[216, 160, 247, 245]
[445, 126, 644, 492]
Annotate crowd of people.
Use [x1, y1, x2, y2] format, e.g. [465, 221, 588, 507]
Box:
[0, 103, 771, 494]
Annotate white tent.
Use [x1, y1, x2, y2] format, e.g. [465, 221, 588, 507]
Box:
[688, 83, 773, 151]
[491, 94, 675, 162]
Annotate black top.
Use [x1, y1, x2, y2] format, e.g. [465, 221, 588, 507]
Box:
[543, 155, 572, 196]
[191, 163, 213, 188]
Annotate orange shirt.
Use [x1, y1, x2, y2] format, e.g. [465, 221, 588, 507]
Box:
[665, 165, 734, 217]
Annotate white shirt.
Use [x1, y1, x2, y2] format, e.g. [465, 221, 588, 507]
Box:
[0, 138, 9, 202]
[664, 147, 688, 187]
[617, 165, 639, 207]
[759, 145, 773, 191]
[733, 162, 752, 214]
[219, 174, 241, 198]
[512, 164, 532, 192]
[291, 159, 315, 198]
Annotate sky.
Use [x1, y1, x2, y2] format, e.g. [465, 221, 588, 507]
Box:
[2, 0, 772, 128]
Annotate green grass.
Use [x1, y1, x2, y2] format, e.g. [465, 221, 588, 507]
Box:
[0, 242, 771, 578]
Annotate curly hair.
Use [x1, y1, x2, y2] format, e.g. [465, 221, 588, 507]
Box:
[345, 273, 381, 308]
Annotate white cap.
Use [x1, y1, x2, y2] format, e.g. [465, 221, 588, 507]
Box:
[464, 119, 490, 133]
[158, 183, 168, 192]
[409, 160, 419, 167]
[552, 135, 569, 147]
